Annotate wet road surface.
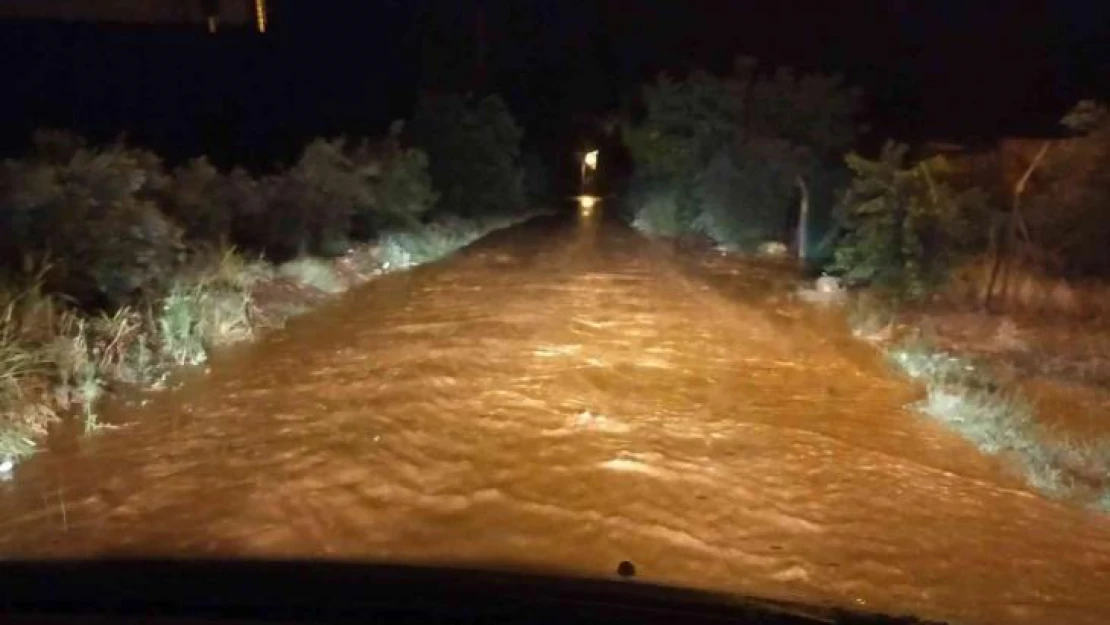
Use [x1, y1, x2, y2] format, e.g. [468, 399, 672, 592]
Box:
[2, 213, 1110, 625]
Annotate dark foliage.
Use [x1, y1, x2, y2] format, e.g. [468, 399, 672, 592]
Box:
[408, 93, 525, 218]
[623, 57, 863, 250]
[0, 127, 438, 305]
[830, 142, 988, 299]
[1024, 101, 1110, 277]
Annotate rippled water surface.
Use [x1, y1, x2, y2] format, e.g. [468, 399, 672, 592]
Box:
[2, 213, 1109, 625]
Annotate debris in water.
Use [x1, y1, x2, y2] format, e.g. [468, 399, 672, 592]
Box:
[572, 411, 631, 433]
[796, 274, 847, 305]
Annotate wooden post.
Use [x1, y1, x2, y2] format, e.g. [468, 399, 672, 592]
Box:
[984, 141, 1050, 311]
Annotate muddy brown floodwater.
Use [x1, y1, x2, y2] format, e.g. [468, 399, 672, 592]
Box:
[2, 213, 1110, 625]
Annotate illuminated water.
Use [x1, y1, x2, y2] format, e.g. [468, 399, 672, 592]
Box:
[2, 213, 1108, 625]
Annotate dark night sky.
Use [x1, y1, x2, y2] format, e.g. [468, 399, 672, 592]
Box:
[1, 0, 1107, 164]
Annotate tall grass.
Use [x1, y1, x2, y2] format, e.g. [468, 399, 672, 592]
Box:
[277, 257, 346, 293]
[887, 336, 1110, 508]
[0, 278, 65, 461]
[0, 246, 265, 464]
[159, 246, 263, 366]
[0, 215, 537, 469]
[378, 215, 523, 270]
[158, 285, 211, 367]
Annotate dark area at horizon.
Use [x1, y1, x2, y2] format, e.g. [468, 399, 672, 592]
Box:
[1, 0, 1107, 168]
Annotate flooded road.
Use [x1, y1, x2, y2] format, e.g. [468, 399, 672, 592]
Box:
[2, 213, 1109, 625]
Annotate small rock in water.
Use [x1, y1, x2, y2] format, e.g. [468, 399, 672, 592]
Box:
[617, 561, 636, 578]
[815, 275, 843, 293]
[757, 241, 789, 257]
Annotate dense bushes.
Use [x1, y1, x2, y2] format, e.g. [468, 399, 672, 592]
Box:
[622, 58, 863, 251]
[0, 125, 442, 311]
[829, 142, 988, 299]
[408, 93, 526, 218]
[163, 157, 236, 244]
[260, 138, 369, 258]
[0, 95, 533, 462]
[0, 91, 527, 329]
[0, 137, 186, 308]
[351, 129, 439, 236]
[691, 139, 817, 251]
[824, 100, 1110, 301]
[161, 132, 439, 261]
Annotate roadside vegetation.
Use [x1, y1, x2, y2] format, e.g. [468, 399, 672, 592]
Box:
[621, 56, 861, 258]
[830, 103, 1110, 509]
[0, 94, 535, 467]
[621, 62, 1110, 510]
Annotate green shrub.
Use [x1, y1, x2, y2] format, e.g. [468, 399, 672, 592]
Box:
[377, 148, 438, 223]
[349, 128, 438, 237]
[830, 142, 988, 299]
[691, 139, 815, 250]
[629, 186, 689, 238]
[2, 127, 441, 297]
[213, 168, 268, 253]
[262, 138, 369, 258]
[52, 317, 104, 430]
[0, 273, 108, 454]
[409, 93, 525, 218]
[622, 70, 740, 181]
[157, 284, 209, 366]
[276, 257, 346, 293]
[250, 135, 438, 259]
[162, 157, 239, 244]
[185, 243, 272, 292]
[156, 249, 261, 367]
[0, 141, 185, 308]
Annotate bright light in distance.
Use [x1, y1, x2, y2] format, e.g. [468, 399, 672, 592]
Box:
[583, 150, 599, 170]
[577, 194, 600, 217]
[255, 0, 267, 33]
